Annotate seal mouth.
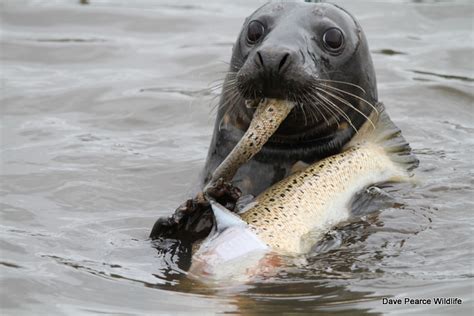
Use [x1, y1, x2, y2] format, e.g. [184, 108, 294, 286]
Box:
[238, 92, 370, 161]
[241, 77, 377, 135]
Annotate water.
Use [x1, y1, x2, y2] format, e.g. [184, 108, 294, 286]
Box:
[1, 0, 473, 314]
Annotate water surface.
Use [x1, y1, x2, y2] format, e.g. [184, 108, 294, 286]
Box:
[1, 0, 473, 314]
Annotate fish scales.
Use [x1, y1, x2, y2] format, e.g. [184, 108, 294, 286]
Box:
[191, 100, 417, 280]
[241, 142, 400, 253]
[208, 99, 294, 185]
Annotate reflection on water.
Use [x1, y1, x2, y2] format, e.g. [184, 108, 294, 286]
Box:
[410, 70, 474, 83]
[1, 0, 473, 315]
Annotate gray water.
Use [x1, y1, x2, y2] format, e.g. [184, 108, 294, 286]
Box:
[1, 0, 473, 315]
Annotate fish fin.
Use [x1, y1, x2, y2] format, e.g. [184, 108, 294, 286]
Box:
[290, 160, 310, 174]
[350, 185, 403, 216]
[345, 103, 419, 172]
[235, 194, 255, 214]
[210, 201, 247, 233]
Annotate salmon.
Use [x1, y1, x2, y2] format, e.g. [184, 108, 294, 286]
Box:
[189, 100, 417, 280]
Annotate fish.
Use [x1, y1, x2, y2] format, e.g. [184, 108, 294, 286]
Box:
[189, 102, 418, 281]
[206, 98, 295, 188]
[188, 200, 270, 280]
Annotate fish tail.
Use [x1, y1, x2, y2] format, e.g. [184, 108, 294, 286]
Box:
[347, 103, 419, 172]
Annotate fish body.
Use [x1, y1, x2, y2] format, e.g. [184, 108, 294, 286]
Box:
[190, 105, 417, 280]
[207, 98, 294, 187]
[241, 142, 404, 253]
[238, 106, 417, 254]
[188, 201, 269, 280]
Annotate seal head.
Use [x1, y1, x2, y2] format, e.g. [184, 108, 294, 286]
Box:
[204, 2, 380, 195]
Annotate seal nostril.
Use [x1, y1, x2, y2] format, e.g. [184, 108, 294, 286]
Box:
[257, 51, 264, 67]
[278, 53, 290, 72]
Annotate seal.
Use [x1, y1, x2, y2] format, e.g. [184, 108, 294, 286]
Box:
[150, 2, 409, 244]
[202, 2, 380, 196]
[206, 99, 295, 188]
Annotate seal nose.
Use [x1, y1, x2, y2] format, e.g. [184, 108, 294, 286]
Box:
[255, 49, 292, 73]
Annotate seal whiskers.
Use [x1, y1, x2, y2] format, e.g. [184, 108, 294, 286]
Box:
[314, 91, 358, 133]
[317, 87, 376, 129]
[315, 78, 367, 94]
[317, 83, 379, 115]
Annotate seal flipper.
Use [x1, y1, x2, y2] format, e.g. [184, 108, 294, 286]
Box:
[150, 181, 241, 241]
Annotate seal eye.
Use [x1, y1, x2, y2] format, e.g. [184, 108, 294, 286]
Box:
[323, 28, 344, 52]
[247, 20, 265, 44]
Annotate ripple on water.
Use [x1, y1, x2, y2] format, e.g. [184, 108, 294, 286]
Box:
[1, 0, 473, 315]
